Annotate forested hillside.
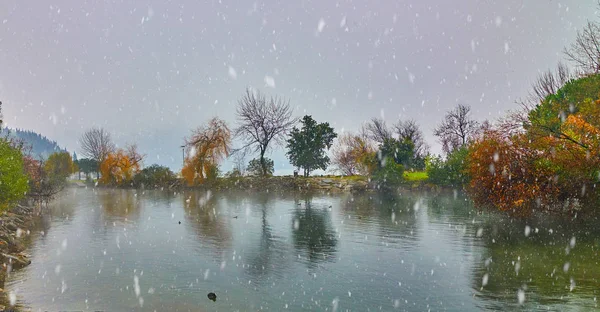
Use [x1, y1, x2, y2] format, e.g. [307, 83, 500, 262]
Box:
[1, 128, 65, 158]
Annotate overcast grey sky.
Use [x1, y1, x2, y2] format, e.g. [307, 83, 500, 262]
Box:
[0, 0, 597, 173]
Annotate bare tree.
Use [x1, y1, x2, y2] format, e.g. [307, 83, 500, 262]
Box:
[564, 21, 600, 74]
[234, 88, 297, 176]
[231, 150, 247, 176]
[362, 118, 392, 144]
[0, 101, 3, 128]
[524, 62, 574, 107]
[125, 143, 145, 167]
[79, 128, 115, 163]
[394, 119, 429, 157]
[433, 104, 479, 154]
[331, 132, 375, 176]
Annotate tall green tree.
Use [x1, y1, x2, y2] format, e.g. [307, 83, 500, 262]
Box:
[77, 158, 99, 180]
[286, 115, 337, 177]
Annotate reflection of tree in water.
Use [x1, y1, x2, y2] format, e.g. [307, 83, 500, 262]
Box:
[140, 189, 177, 206]
[292, 196, 338, 268]
[35, 189, 79, 239]
[470, 214, 600, 310]
[183, 191, 232, 256]
[99, 189, 142, 222]
[425, 190, 474, 221]
[243, 193, 289, 284]
[340, 192, 421, 245]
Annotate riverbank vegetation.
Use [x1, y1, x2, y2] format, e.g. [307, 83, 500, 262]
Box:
[0, 103, 75, 210]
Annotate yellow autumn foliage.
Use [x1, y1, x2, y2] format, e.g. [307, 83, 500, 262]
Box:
[182, 117, 231, 186]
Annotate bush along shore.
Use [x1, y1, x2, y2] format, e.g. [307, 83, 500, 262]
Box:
[0, 203, 37, 311]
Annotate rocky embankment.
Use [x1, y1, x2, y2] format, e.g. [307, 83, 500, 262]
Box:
[0, 204, 35, 310]
[213, 176, 440, 193]
[215, 176, 372, 193]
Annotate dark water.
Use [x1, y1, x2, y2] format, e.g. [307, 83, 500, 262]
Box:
[5, 188, 600, 311]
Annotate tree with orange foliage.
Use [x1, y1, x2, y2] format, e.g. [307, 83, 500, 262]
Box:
[182, 117, 231, 186]
[99, 144, 144, 186]
[467, 130, 560, 215]
[467, 71, 600, 214]
[538, 110, 600, 204]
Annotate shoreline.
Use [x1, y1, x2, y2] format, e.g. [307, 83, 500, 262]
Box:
[176, 176, 443, 194]
[0, 202, 39, 311]
[81, 175, 449, 196]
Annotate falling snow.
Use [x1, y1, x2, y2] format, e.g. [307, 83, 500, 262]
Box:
[264, 75, 276, 88]
[517, 289, 525, 305]
[317, 18, 326, 33]
[228, 66, 237, 79]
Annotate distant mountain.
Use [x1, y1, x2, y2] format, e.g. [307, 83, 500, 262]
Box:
[1, 128, 66, 158]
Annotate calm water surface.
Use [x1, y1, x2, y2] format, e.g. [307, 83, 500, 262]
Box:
[6, 188, 600, 311]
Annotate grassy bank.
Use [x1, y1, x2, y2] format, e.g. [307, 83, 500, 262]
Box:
[403, 171, 428, 182]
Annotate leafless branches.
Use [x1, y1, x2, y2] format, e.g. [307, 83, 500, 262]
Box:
[125, 143, 145, 167]
[185, 117, 232, 163]
[331, 132, 375, 176]
[362, 118, 392, 144]
[231, 151, 247, 175]
[234, 88, 296, 175]
[520, 62, 574, 109]
[394, 119, 429, 157]
[79, 128, 115, 162]
[564, 21, 600, 74]
[433, 104, 479, 154]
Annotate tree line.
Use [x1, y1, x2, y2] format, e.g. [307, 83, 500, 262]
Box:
[3, 11, 600, 215]
[71, 87, 441, 189]
[102, 8, 600, 215]
[71, 52, 600, 216]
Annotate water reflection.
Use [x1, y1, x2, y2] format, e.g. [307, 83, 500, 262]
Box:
[99, 189, 142, 222]
[471, 213, 600, 310]
[182, 191, 232, 253]
[292, 195, 337, 268]
[37, 189, 79, 231]
[243, 193, 289, 284]
[340, 193, 421, 249]
[8, 188, 600, 311]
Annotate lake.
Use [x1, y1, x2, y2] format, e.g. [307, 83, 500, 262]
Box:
[5, 188, 600, 311]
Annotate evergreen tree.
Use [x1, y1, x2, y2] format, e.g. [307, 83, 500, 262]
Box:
[286, 115, 337, 177]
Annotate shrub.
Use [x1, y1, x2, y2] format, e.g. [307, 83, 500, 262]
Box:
[426, 147, 470, 187]
[247, 158, 274, 176]
[133, 164, 178, 188]
[0, 139, 28, 209]
[372, 158, 405, 188]
[466, 132, 559, 215]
